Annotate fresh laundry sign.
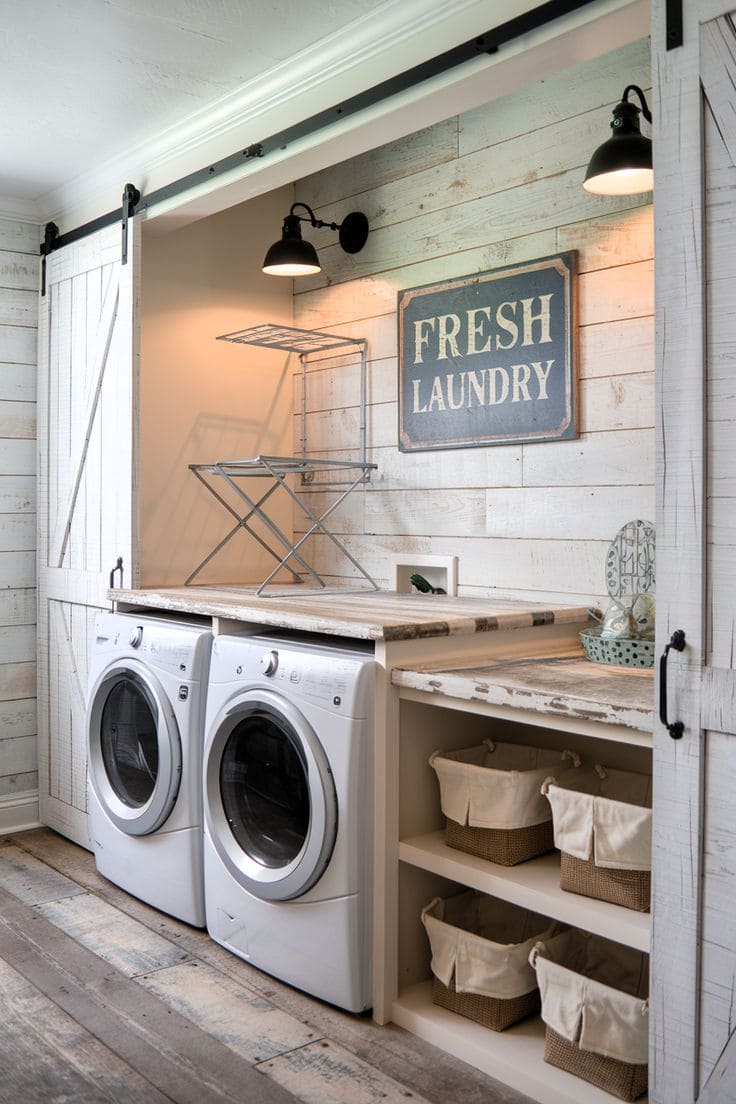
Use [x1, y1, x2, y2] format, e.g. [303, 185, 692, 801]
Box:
[398, 252, 577, 451]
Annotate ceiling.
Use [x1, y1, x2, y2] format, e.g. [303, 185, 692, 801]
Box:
[0, 0, 404, 207]
[2, 1, 649, 226]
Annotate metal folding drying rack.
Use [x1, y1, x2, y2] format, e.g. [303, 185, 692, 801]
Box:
[186, 323, 379, 596]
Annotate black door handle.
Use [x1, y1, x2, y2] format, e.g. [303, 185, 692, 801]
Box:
[659, 629, 686, 739]
[109, 556, 124, 588]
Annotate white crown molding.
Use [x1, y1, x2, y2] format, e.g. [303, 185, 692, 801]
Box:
[0, 194, 43, 224]
[37, 0, 506, 226]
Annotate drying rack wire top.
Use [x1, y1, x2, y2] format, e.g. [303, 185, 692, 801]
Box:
[216, 322, 366, 356]
[216, 321, 370, 467]
[189, 322, 377, 594]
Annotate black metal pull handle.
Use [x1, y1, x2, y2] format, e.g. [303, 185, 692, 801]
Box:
[109, 557, 124, 589]
[659, 629, 686, 739]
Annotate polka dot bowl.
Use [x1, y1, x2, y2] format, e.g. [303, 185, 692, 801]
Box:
[579, 626, 655, 669]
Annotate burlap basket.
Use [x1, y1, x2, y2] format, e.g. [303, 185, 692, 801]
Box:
[423, 892, 559, 1032]
[542, 765, 652, 911]
[430, 741, 581, 866]
[544, 1028, 649, 1101]
[530, 929, 649, 1101]
[432, 974, 540, 1032]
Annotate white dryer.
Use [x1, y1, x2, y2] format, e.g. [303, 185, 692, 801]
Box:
[86, 611, 212, 926]
[203, 632, 375, 1013]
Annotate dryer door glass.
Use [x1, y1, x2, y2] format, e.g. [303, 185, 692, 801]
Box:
[100, 676, 159, 807]
[220, 711, 309, 868]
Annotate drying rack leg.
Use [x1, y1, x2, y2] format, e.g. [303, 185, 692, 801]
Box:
[258, 459, 379, 592]
[217, 467, 326, 589]
[186, 467, 304, 586]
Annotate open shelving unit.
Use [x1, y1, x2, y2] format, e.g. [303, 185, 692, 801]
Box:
[188, 324, 378, 595]
[389, 648, 654, 1104]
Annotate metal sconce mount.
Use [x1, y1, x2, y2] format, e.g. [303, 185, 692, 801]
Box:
[583, 84, 653, 196]
[262, 202, 369, 277]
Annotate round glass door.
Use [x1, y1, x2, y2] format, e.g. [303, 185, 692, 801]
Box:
[100, 676, 159, 808]
[87, 661, 181, 836]
[205, 690, 337, 901]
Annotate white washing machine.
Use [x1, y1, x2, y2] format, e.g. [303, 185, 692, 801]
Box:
[86, 611, 213, 926]
[203, 632, 375, 1013]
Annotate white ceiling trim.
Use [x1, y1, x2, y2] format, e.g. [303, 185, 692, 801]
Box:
[38, 0, 550, 229]
[0, 195, 43, 224]
[141, 0, 649, 236]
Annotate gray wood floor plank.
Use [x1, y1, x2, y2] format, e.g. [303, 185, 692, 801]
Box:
[7, 828, 535, 1104]
[257, 1038, 433, 1104]
[0, 887, 296, 1104]
[0, 957, 172, 1104]
[37, 892, 190, 976]
[139, 959, 319, 1063]
[0, 839, 86, 904]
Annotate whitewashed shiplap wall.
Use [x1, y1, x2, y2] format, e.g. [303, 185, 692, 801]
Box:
[293, 38, 653, 606]
[0, 215, 38, 831]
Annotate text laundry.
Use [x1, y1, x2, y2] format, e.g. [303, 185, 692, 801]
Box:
[411, 360, 555, 413]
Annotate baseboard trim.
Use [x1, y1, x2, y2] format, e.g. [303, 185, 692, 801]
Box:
[0, 790, 42, 836]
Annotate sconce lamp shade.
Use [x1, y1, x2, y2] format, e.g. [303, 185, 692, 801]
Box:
[583, 85, 653, 195]
[262, 203, 369, 277]
[262, 213, 321, 276]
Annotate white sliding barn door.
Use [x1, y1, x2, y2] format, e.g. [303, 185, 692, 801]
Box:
[37, 221, 140, 847]
[653, 3, 736, 1101]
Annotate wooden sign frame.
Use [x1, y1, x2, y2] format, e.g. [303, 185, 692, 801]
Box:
[398, 252, 577, 452]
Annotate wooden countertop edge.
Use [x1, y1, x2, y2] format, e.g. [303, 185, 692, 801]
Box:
[107, 587, 593, 642]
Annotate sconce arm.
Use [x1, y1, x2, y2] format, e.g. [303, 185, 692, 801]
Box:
[622, 84, 652, 124]
[289, 202, 340, 232]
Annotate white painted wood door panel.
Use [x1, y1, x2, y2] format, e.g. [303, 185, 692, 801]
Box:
[37, 221, 140, 847]
[652, 4, 736, 1102]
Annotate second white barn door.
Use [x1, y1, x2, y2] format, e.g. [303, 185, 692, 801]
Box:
[653, 3, 736, 1101]
[37, 220, 140, 847]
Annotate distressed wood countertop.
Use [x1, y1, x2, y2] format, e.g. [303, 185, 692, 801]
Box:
[392, 648, 654, 732]
[108, 585, 591, 642]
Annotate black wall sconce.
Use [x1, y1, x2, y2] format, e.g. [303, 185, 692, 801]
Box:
[262, 202, 369, 276]
[583, 85, 653, 195]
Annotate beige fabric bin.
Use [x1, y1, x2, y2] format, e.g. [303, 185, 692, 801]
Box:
[530, 929, 649, 1101]
[430, 740, 581, 865]
[542, 765, 652, 911]
[422, 891, 560, 1031]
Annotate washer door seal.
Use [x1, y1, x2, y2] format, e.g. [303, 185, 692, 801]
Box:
[87, 659, 182, 836]
[205, 688, 337, 901]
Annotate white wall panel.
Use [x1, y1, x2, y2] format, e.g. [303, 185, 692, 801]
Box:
[0, 216, 38, 816]
[294, 41, 654, 604]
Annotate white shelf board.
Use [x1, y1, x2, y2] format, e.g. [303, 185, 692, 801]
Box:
[397, 686, 653, 746]
[393, 982, 648, 1104]
[399, 831, 650, 952]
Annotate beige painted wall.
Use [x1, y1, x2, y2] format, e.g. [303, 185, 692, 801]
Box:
[139, 189, 296, 587]
[292, 38, 654, 606]
[0, 215, 38, 824]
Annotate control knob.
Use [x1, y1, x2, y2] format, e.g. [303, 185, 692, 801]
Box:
[128, 626, 143, 649]
[260, 650, 278, 676]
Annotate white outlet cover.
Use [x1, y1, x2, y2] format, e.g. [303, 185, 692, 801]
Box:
[391, 554, 458, 596]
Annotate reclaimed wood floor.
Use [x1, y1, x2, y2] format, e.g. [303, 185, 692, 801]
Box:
[0, 829, 533, 1104]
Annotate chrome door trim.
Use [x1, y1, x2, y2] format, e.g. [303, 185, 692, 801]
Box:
[205, 687, 337, 901]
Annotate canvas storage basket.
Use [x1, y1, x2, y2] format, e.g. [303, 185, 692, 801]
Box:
[530, 929, 649, 1101]
[422, 891, 560, 1031]
[542, 765, 652, 912]
[429, 740, 581, 866]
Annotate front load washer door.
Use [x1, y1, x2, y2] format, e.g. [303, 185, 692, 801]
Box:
[205, 688, 337, 901]
[87, 660, 182, 836]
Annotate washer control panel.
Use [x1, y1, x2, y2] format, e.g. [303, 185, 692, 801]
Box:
[213, 635, 374, 718]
